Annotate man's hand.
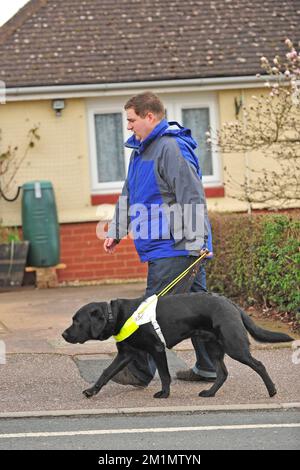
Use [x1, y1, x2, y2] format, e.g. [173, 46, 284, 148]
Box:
[103, 238, 118, 254]
[200, 248, 213, 258]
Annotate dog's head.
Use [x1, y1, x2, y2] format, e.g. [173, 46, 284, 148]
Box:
[62, 302, 113, 344]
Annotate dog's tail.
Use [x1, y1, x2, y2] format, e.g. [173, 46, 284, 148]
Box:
[240, 310, 294, 343]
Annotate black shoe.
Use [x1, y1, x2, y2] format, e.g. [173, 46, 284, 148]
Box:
[176, 369, 216, 382]
[111, 367, 147, 388]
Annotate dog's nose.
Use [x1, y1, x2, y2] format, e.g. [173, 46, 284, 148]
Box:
[62, 331, 68, 340]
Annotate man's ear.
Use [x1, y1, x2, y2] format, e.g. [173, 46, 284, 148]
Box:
[147, 112, 157, 124]
[90, 310, 106, 339]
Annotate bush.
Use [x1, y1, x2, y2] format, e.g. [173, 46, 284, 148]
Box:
[254, 216, 300, 312]
[207, 212, 300, 313]
[0, 224, 20, 243]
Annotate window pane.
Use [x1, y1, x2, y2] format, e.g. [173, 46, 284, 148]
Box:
[94, 113, 125, 183]
[182, 108, 213, 176]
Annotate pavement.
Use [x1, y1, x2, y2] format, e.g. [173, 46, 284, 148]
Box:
[0, 282, 299, 418]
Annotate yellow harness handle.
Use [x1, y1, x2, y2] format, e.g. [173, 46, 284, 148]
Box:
[157, 250, 209, 297]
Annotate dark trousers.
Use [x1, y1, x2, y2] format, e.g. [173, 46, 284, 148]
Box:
[127, 256, 216, 385]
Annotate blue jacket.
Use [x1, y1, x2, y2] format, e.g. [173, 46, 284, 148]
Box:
[108, 119, 213, 262]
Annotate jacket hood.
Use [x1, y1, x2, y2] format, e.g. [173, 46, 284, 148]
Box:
[164, 121, 201, 176]
[162, 121, 198, 150]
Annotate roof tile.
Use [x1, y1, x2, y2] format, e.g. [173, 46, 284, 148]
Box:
[0, 0, 299, 88]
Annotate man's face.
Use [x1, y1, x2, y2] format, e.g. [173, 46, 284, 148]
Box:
[126, 108, 159, 141]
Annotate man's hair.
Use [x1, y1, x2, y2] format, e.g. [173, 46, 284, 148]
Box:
[124, 92, 165, 119]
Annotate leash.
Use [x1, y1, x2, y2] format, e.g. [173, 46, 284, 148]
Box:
[157, 249, 209, 297]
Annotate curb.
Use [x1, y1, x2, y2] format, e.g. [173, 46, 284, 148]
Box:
[3, 341, 295, 357]
[1, 402, 299, 420]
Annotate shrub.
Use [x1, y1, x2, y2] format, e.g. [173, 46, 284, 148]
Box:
[0, 224, 20, 243]
[207, 212, 300, 313]
[254, 216, 300, 312]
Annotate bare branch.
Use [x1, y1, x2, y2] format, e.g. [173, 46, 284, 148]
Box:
[208, 39, 300, 209]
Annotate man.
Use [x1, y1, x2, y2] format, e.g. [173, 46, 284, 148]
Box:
[104, 91, 216, 386]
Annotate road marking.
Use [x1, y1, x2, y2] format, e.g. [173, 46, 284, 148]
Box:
[0, 423, 299, 439]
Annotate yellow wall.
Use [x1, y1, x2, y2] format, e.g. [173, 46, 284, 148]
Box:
[0, 98, 96, 225]
[0, 88, 296, 227]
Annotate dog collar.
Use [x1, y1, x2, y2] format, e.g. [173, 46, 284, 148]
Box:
[107, 303, 114, 324]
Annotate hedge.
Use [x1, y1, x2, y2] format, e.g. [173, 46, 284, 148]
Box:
[206, 212, 300, 313]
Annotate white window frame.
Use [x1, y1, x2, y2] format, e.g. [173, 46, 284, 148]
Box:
[87, 101, 131, 194]
[87, 92, 221, 194]
[163, 92, 221, 186]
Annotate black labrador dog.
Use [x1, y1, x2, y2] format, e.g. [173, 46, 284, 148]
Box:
[62, 292, 293, 399]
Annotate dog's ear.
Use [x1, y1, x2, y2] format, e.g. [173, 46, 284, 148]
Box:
[110, 299, 122, 316]
[90, 309, 107, 339]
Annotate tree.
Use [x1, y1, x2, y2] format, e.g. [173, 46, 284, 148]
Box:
[208, 39, 300, 211]
[0, 125, 40, 201]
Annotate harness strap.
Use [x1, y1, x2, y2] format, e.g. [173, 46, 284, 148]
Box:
[113, 252, 208, 344]
[113, 316, 139, 342]
[157, 250, 208, 297]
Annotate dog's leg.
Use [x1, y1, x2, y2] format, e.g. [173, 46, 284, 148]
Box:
[132, 325, 171, 398]
[83, 353, 132, 398]
[198, 342, 228, 398]
[231, 352, 277, 397]
[150, 349, 171, 399]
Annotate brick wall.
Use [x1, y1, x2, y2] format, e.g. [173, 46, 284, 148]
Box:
[58, 222, 147, 282]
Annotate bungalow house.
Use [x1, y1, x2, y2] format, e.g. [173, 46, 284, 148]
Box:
[0, 0, 299, 283]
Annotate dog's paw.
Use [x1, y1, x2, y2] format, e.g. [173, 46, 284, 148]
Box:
[269, 388, 277, 397]
[83, 387, 97, 398]
[153, 390, 170, 399]
[198, 389, 215, 397]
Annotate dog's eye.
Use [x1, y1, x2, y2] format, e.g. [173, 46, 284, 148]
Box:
[73, 320, 82, 329]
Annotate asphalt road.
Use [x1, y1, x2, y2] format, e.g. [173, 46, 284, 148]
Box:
[0, 409, 299, 451]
